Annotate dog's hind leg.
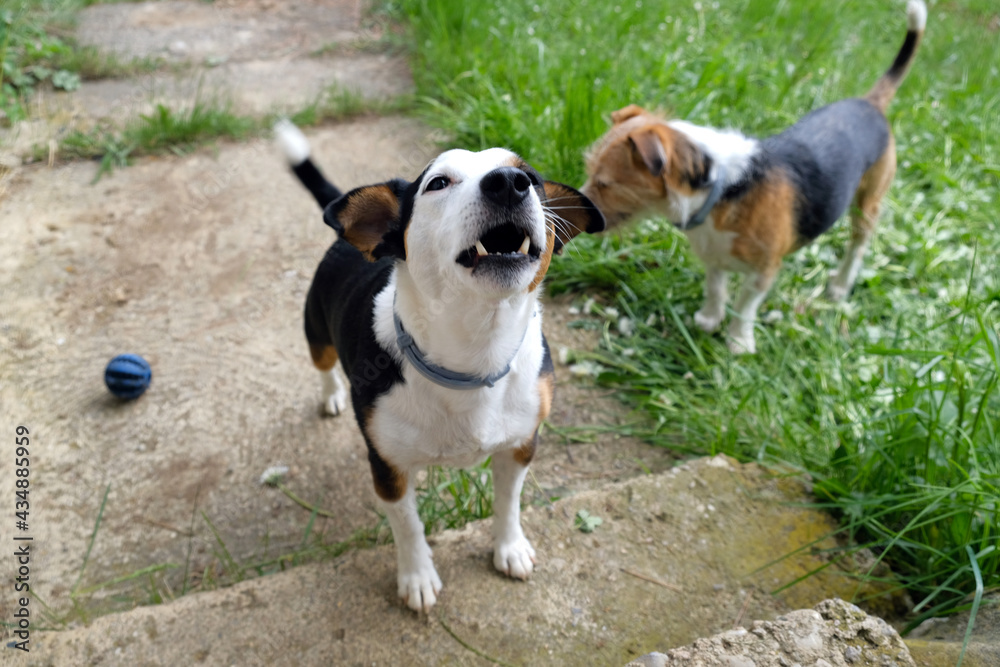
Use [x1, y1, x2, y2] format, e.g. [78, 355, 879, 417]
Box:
[309, 344, 348, 416]
[828, 136, 897, 302]
[727, 269, 776, 355]
[694, 266, 729, 332]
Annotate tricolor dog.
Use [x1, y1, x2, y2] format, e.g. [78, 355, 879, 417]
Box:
[581, 1, 926, 354]
[276, 121, 604, 612]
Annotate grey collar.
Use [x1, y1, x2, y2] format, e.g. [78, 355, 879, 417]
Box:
[678, 164, 727, 230]
[392, 301, 534, 391]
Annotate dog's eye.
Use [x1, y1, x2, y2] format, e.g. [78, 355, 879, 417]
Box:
[425, 176, 450, 192]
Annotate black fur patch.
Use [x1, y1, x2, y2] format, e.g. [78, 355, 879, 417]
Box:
[888, 31, 919, 82]
[292, 158, 343, 209]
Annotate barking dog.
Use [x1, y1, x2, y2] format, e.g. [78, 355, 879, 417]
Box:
[581, 1, 926, 354]
[276, 121, 604, 612]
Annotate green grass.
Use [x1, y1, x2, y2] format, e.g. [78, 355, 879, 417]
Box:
[1, 1, 165, 121]
[38, 81, 409, 180]
[394, 0, 1000, 627]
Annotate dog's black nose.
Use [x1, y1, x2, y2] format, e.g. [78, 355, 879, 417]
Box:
[480, 167, 532, 208]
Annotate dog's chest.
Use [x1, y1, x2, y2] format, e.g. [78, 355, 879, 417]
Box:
[369, 367, 540, 469]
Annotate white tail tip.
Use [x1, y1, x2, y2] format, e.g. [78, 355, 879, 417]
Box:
[907, 0, 927, 32]
[274, 118, 310, 166]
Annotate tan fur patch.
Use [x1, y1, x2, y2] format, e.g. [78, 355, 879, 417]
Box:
[851, 134, 897, 241]
[611, 104, 648, 125]
[528, 225, 555, 293]
[536, 372, 554, 425]
[512, 373, 554, 466]
[513, 436, 536, 466]
[711, 169, 798, 273]
[338, 184, 400, 260]
[504, 155, 531, 171]
[309, 344, 339, 371]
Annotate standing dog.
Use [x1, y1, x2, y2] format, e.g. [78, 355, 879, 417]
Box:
[581, 1, 926, 353]
[276, 121, 604, 612]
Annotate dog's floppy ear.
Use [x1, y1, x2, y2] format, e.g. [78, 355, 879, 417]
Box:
[628, 127, 669, 177]
[324, 179, 410, 261]
[542, 181, 606, 255]
[611, 104, 647, 125]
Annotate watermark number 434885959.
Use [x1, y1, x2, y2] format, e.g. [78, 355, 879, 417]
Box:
[9, 425, 32, 653]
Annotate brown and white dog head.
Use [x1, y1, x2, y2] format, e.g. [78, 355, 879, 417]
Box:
[326, 148, 604, 297]
[581, 104, 714, 228]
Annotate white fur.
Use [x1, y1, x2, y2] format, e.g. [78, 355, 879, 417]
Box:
[321, 361, 348, 416]
[667, 121, 759, 190]
[274, 118, 311, 166]
[329, 148, 548, 612]
[907, 0, 927, 32]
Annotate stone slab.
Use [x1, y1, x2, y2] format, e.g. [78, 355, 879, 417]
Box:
[8, 456, 903, 666]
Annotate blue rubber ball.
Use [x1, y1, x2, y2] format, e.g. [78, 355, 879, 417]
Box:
[105, 354, 152, 399]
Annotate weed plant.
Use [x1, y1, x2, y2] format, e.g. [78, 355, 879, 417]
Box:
[0, 1, 161, 121]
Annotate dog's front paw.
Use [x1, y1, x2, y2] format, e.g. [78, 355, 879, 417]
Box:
[694, 308, 724, 333]
[398, 566, 443, 613]
[493, 536, 536, 580]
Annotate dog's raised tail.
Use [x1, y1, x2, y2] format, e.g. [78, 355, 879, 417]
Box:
[274, 119, 343, 209]
[866, 0, 926, 112]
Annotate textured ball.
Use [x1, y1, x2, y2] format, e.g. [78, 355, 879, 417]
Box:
[104, 354, 152, 399]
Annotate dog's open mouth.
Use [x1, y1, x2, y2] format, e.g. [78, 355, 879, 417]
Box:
[456, 222, 541, 271]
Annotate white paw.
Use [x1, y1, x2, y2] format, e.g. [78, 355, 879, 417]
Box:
[694, 309, 724, 333]
[493, 536, 536, 580]
[323, 388, 348, 416]
[398, 564, 443, 613]
[727, 333, 756, 355]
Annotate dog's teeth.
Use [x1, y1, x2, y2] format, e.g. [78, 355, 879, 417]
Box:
[519, 235, 531, 255]
[476, 241, 488, 256]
